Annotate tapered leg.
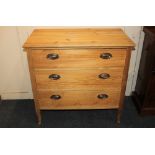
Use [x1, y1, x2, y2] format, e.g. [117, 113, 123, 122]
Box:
[0, 95, 2, 104]
[116, 109, 122, 124]
[36, 109, 41, 125]
[116, 50, 132, 125]
[115, 109, 122, 127]
[34, 101, 41, 125]
[27, 51, 42, 125]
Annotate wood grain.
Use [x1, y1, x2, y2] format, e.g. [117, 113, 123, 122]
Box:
[37, 90, 120, 110]
[23, 28, 135, 124]
[31, 49, 127, 68]
[23, 28, 135, 48]
[27, 51, 41, 125]
[34, 68, 124, 90]
[117, 48, 131, 123]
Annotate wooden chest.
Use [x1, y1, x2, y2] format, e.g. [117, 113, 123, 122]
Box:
[23, 28, 135, 124]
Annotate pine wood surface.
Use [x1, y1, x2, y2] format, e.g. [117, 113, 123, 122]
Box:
[23, 28, 135, 124]
[37, 89, 120, 110]
[23, 28, 135, 48]
[31, 49, 127, 68]
[34, 68, 124, 90]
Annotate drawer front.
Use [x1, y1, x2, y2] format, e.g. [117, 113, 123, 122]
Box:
[31, 49, 127, 68]
[35, 68, 124, 90]
[37, 90, 120, 109]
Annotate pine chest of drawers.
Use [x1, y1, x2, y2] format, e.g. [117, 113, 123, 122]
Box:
[23, 28, 135, 124]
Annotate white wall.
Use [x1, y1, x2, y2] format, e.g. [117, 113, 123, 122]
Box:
[0, 26, 143, 99]
[0, 27, 32, 99]
[124, 27, 144, 95]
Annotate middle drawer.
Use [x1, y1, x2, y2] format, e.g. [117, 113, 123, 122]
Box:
[34, 68, 124, 90]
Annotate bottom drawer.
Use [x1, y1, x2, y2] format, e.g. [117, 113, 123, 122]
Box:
[37, 90, 121, 110]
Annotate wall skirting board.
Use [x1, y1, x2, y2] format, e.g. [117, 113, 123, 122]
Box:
[1, 92, 33, 100]
[0, 26, 144, 99]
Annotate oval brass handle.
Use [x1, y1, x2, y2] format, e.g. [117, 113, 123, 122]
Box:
[49, 74, 61, 80]
[100, 53, 112, 59]
[98, 73, 110, 79]
[97, 94, 108, 99]
[50, 95, 61, 100]
[47, 53, 59, 60]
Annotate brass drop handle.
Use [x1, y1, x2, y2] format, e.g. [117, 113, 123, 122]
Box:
[99, 73, 110, 79]
[97, 94, 108, 99]
[50, 95, 61, 100]
[49, 74, 61, 80]
[100, 53, 112, 59]
[47, 53, 59, 60]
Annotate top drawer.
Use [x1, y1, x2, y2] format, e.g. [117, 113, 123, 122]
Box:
[30, 49, 127, 68]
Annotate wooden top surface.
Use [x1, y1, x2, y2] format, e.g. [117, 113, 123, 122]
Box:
[23, 28, 135, 49]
